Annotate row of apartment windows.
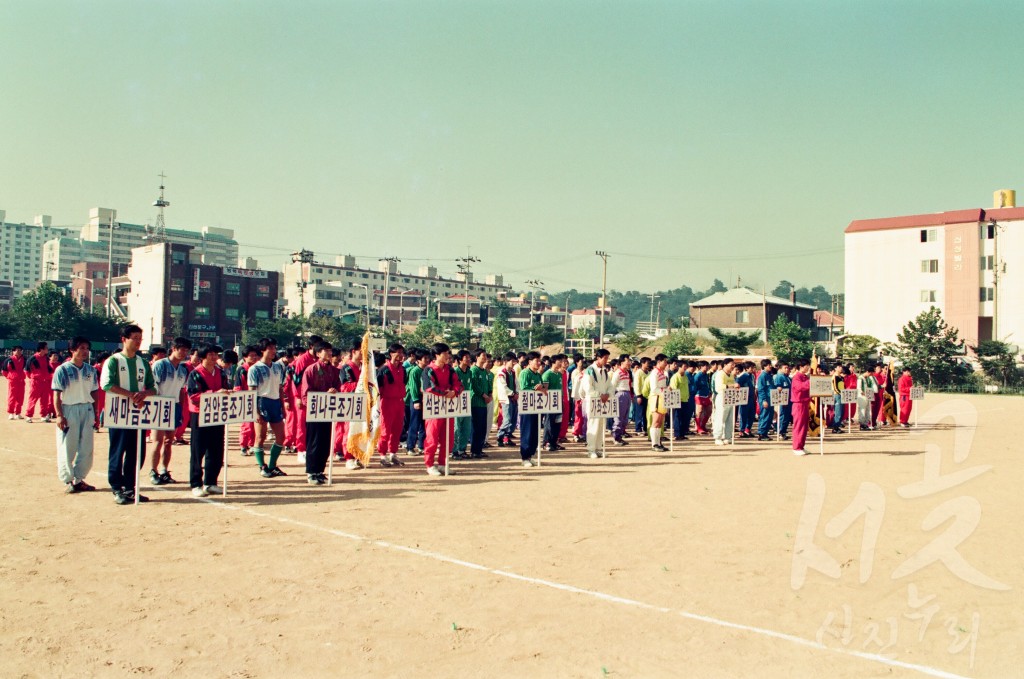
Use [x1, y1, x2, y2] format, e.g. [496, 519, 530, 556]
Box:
[920, 226, 998, 242]
[920, 288, 995, 302]
[168, 304, 269, 320]
[170, 279, 268, 296]
[921, 257, 997, 272]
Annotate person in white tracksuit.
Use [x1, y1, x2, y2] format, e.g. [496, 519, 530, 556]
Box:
[712, 359, 737, 445]
[584, 349, 615, 458]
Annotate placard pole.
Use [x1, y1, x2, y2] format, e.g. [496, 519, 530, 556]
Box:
[135, 433, 142, 506]
[669, 408, 674, 453]
[847, 403, 852, 434]
[444, 415, 450, 477]
[328, 421, 335, 486]
[819, 400, 824, 456]
[223, 423, 229, 497]
[731, 403, 737, 445]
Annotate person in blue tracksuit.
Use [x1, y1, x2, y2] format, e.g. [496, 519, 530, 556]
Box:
[774, 362, 793, 439]
[755, 359, 776, 441]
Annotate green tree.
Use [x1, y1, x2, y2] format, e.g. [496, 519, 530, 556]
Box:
[767, 316, 814, 364]
[405, 318, 446, 351]
[11, 282, 82, 340]
[771, 280, 794, 298]
[446, 325, 473, 350]
[246, 316, 305, 348]
[708, 327, 761, 355]
[893, 307, 971, 388]
[662, 330, 699, 358]
[74, 312, 123, 344]
[615, 330, 650, 356]
[973, 340, 1021, 387]
[838, 334, 880, 371]
[481, 318, 517, 357]
[528, 322, 562, 348]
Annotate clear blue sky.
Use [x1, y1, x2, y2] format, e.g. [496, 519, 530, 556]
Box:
[2, 1, 1022, 296]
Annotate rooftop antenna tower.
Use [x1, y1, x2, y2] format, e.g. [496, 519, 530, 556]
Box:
[151, 171, 170, 242]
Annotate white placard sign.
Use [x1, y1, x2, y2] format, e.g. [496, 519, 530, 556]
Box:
[840, 389, 858, 405]
[422, 391, 471, 419]
[306, 392, 367, 423]
[910, 386, 925, 401]
[722, 388, 745, 407]
[105, 394, 177, 430]
[770, 388, 790, 406]
[663, 388, 682, 410]
[520, 388, 562, 415]
[587, 397, 619, 419]
[198, 391, 257, 427]
[809, 376, 834, 397]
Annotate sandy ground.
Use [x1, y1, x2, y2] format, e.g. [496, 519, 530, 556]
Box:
[0, 383, 1020, 679]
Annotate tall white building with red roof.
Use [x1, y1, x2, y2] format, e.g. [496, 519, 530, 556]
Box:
[844, 192, 1024, 348]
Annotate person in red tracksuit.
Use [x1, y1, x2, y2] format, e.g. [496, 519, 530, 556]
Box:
[337, 339, 363, 469]
[289, 336, 321, 458]
[897, 368, 914, 427]
[24, 343, 52, 422]
[422, 342, 462, 476]
[3, 346, 26, 420]
[376, 343, 407, 467]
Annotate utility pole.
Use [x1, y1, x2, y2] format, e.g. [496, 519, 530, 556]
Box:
[379, 256, 400, 328]
[595, 251, 609, 349]
[648, 293, 660, 326]
[105, 211, 117, 317]
[526, 279, 544, 349]
[990, 220, 1003, 341]
[456, 252, 480, 329]
[563, 292, 571, 345]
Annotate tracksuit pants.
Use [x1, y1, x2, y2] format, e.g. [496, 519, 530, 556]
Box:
[792, 402, 809, 451]
[612, 392, 631, 441]
[406, 402, 424, 451]
[7, 379, 25, 415]
[189, 414, 224, 488]
[108, 427, 146, 491]
[56, 403, 94, 484]
[378, 397, 405, 454]
[424, 417, 454, 467]
[305, 422, 332, 474]
[757, 400, 775, 436]
[519, 414, 539, 460]
[471, 406, 488, 456]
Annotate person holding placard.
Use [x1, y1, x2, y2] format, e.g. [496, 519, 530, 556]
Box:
[829, 365, 846, 434]
[518, 351, 547, 467]
[774, 362, 792, 439]
[711, 359, 737, 446]
[150, 337, 192, 486]
[897, 368, 914, 427]
[755, 359, 776, 441]
[735, 362, 756, 438]
[646, 354, 670, 451]
[790, 359, 812, 456]
[469, 350, 494, 459]
[248, 338, 290, 478]
[376, 343, 407, 467]
[101, 324, 156, 505]
[422, 343, 462, 476]
[52, 336, 101, 494]
[857, 366, 879, 430]
[541, 354, 566, 452]
[669, 361, 690, 441]
[584, 349, 615, 458]
[186, 345, 230, 497]
[337, 339, 363, 467]
[300, 341, 340, 485]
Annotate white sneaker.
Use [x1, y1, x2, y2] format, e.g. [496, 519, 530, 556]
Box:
[426, 465, 443, 476]
[25, 418, 33, 423]
[297, 452, 306, 463]
[6, 415, 12, 420]
[588, 452, 599, 459]
[345, 459, 358, 470]
[333, 454, 343, 463]
[793, 449, 807, 456]
[204, 485, 223, 494]
[714, 439, 725, 446]
[44, 415, 52, 423]
[522, 459, 534, 467]
[191, 486, 209, 497]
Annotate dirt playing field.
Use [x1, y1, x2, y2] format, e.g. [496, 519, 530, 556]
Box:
[0, 383, 1020, 678]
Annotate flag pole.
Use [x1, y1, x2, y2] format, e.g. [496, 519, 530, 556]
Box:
[328, 421, 335, 485]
